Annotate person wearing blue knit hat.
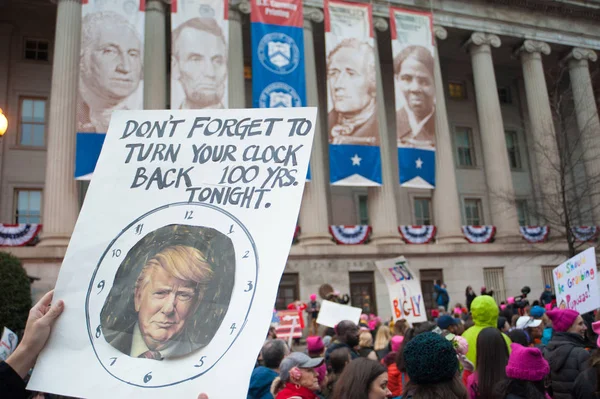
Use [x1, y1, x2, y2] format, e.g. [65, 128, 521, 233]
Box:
[540, 284, 553, 306]
[530, 305, 546, 319]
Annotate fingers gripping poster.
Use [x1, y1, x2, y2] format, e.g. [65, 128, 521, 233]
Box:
[28, 108, 317, 398]
[375, 256, 427, 323]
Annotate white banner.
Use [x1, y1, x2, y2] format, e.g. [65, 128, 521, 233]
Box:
[171, 0, 229, 110]
[553, 247, 600, 314]
[316, 300, 362, 328]
[28, 107, 316, 399]
[375, 256, 427, 323]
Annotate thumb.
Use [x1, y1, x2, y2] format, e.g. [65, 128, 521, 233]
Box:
[198, 394, 209, 399]
[40, 300, 64, 326]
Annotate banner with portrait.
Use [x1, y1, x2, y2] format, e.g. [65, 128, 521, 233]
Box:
[75, 0, 146, 180]
[251, 0, 306, 109]
[28, 107, 317, 398]
[390, 8, 435, 189]
[325, 0, 382, 186]
[375, 256, 427, 323]
[171, 0, 229, 111]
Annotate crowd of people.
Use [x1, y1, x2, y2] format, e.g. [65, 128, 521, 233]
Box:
[3, 284, 600, 399]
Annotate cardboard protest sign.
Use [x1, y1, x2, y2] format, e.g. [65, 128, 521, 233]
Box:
[0, 327, 18, 361]
[553, 247, 600, 314]
[375, 256, 427, 323]
[316, 300, 362, 328]
[28, 108, 316, 399]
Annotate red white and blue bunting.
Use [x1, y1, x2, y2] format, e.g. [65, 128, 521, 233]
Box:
[572, 226, 598, 242]
[399, 225, 436, 244]
[329, 225, 371, 245]
[519, 226, 550, 243]
[0, 224, 42, 246]
[461, 225, 496, 244]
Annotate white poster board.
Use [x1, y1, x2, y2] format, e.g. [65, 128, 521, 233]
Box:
[28, 107, 316, 399]
[0, 327, 18, 361]
[316, 300, 362, 328]
[553, 247, 600, 314]
[375, 256, 427, 323]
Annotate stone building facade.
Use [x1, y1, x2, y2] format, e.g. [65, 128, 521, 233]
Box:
[0, 0, 599, 319]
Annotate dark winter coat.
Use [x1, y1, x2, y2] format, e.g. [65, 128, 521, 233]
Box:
[466, 292, 477, 310]
[0, 361, 27, 399]
[573, 367, 600, 399]
[248, 366, 278, 399]
[324, 341, 359, 364]
[543, 332, 591, 399]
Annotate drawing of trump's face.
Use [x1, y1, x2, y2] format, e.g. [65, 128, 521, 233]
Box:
[81, 14, 142, 102]
[134, 246, 213, 351]
[327, 40, 375, 116]
[173, 18, 227, 109]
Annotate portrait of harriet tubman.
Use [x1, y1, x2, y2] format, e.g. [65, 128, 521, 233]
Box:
[100, 224, 235, 360]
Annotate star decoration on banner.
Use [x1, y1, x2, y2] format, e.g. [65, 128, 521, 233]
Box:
[416, 158, 423, 169]
[351, 154, 362, 166]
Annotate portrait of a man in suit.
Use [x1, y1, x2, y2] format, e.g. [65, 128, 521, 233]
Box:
[327, 38, 379, 146]
[172, 17, 227, 110]
[101, 225, 234, 361]
[78, 11, 143, 133]
[394, 45, 436, 149]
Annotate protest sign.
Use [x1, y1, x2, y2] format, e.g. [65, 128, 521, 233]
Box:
[375, 256, 427, 323]
[316, 300, 362, 328]
[0, 327, 18, 361]
[28, 107, 316, 399]
[553, 247, 600, 314]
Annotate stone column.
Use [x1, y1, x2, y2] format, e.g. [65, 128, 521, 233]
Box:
[466, 32, 520, 240]
[39, 0, 82, 246]
[298, 7, 333, 245]
[368, 18, 401, 245]
[228, 1, 249, 108]
[432, 26, 463, 243]
[143, 0, 167, 109]
[515, 40, 561, 225]
[564, 48, 600, 224]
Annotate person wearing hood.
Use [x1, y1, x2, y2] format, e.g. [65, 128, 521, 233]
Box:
[248, 339, 289, 399]
[543, 308, 591, 399]
[573, 320, 600, 399]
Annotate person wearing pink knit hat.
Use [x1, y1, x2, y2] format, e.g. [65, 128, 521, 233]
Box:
[573, 320, 600, 398]
[496, 343, 551, 399]
[542, 308, 591, 399]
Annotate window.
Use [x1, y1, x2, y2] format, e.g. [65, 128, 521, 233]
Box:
[357, 194, 369, 225]
[19, 98, 46, 147]
[464, 198, 483, 225]
[542, 266, 555, 292]
[275, 273, 299, 310]
[448, 81, 467, 99]
[349, 272, 377, 314]
[24, 39, 49, 61]
[414, 198, 432, 225]
[498, 87, 512, 104]
[483, 267, 506, 304]
[15, 189, 42, 223]
[516, 200, 530, 226]
[454, 127, 475, 167]
[505, 130, 522, 169]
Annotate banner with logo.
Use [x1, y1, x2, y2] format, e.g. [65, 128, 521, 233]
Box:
[75, 0, 145, 180]
[251, 0, 305, 109]
[390, 8, 435, 189]
[325, 0, 381, 186]
[553, 247, 600, 314]
[376, 256, 427, 323]
[171, 0, 229, 112]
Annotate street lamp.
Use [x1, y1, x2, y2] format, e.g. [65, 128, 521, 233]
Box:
[0, 109, 7, 136]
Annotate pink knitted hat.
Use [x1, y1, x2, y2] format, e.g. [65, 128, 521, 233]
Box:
[593, 321, 600, 347]
[506, 343, 549, 381]
[310, 294, 317, 301]
[306, 336, 324, 353]
[391, 335, 404, 352]
[547, 308, 579, 332]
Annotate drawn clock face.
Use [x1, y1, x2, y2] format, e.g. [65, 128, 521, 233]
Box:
[85, 202, 258, 388]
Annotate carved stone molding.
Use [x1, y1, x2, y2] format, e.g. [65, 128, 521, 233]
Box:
[434, 26, 448, 41]
[520, 40, 551, 55]
[374, 17, 388, 32]
[466, 32, 502, 49]
[304, 7, 324, 24]
[565, 47, 598, 63]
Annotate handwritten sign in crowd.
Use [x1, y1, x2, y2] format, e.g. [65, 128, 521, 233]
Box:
[553, 247, 599, 314]
[28, 107, 316, 399]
